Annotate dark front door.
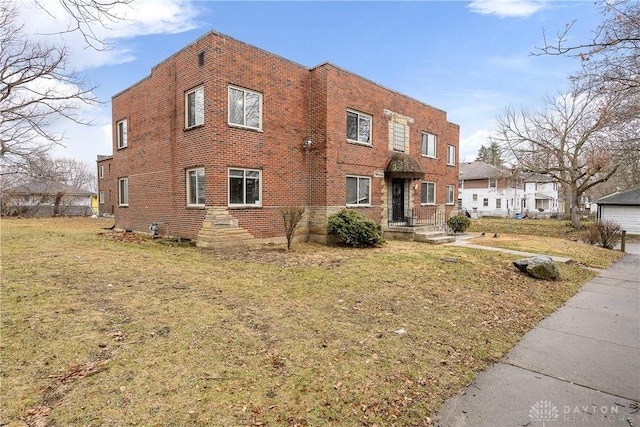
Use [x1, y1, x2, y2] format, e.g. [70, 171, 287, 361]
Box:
[391, 178, 405, 223]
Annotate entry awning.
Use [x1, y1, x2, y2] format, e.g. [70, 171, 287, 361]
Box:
[534, 193, 553, 200]
[385, 153, 425, 179]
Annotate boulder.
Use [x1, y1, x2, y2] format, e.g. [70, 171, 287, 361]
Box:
[513, 255, 559, 280]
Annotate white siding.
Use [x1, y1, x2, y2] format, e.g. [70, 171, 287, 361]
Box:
[601, 206, 640, 234]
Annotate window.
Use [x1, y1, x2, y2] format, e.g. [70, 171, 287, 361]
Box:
[483, 198, 489, 207]
[446, 185, 455, 205]
[496, 198, 502, 209]
[228, 86, 262, 130]
[489, 178, 497, 188]
[118, 178, 129, 206]
[117, 119, 127, 149]
[99, 165, 104, 178]
[346, 176, 370, 206]
[458, 180, 463, 189]
[421, 182, 436, 204]
[346, 110, 371, 145]
[186, 168, 205, 206]
[446, 145, 456, 165]
[185, 86, 204, 128]
[229, 168, 261, 206]
[392, 122, 407, 152]
[472, 194, 478, 202]
[421, 133, 436, 157]
[99, 191, 104, 204]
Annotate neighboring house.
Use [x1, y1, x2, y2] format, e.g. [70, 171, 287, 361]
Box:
[2, 181, 95, 217]
[595, 187, 640, 234]
[97, 30, 459, 247]
[458, 162, 561, 218]
[521, 173, 560, 218]
[458, 161, 515, 217]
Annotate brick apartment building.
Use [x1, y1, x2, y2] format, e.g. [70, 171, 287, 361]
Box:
[97, 30, 459, 247]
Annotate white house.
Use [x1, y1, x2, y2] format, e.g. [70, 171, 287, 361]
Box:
[459, 162, 561, 218]
[522, 174, 560, 218]
[458, 162, 516, 217]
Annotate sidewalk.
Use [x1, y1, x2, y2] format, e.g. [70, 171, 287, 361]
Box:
[436, 240, 640, 426]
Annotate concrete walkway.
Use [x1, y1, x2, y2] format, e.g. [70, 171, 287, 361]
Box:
[436, 242, 640, 426]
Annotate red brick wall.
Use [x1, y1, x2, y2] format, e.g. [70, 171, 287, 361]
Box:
[101, 31, 459, 240]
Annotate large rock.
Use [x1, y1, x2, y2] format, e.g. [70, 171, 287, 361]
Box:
[513, 255, 559, 280]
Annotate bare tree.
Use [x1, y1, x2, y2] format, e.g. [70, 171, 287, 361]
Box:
[535, 0, 640, 201]
[281, 206, 305, 250]
[537, 0, 639, 92]
[491, 83, 633, 229]
[1, 152, 96, 216]
[0, 0, 132, 170]
[35, 0, 133, 51]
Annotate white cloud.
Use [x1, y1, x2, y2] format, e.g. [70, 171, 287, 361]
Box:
[459, 129, 495, 163]
[468, 0, 548, 18]
[17, 0, 203, 70]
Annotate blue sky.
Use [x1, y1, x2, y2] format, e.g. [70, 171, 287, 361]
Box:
[20, 0, 604, 167]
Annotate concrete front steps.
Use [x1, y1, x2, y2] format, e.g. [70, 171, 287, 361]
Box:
[196, 208, 255, 249]
[414, 231, 455, 244]
[384, 225, 454, 244]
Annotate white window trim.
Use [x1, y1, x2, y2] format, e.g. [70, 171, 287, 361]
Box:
[118, 177, 129, 206]
[421, 181, 436, 205]
[185, 86, 205, 129]
[421, 132, 437, 158]
[228, 85, 263, 131]
[346, 109, 372, 146]
[186, 167, 205, 207]
[346, 175, 372, 207]
[99, 191, 104, 204]
[446, 145, 456, 166]
[99, 165, 104, 178]
[117, 119, 127, 149]
[446, 185, 455, 205]
[228, 168, 262, 207]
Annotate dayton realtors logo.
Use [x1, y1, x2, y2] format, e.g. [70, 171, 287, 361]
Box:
[529, 400, 559, 426]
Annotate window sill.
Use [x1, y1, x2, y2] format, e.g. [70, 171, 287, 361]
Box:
[117, 145, 127, 150]
[420, 203, 436, 206]
[184, 124, 204, 132]
[346, 139, 372, 147]
[118, 205, 128, 208]
[229, 205, 262, 209]
[228, 123, 263, 132]
[421, 155, 437, 159]
[186, 205, 205, 209]
[346, 204, 372, 208]
[446, 163, 456, 167]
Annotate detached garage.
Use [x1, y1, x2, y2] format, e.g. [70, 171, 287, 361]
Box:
[595, 187, 640, 235]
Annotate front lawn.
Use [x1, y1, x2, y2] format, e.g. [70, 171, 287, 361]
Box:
[1, 218, 615, 426]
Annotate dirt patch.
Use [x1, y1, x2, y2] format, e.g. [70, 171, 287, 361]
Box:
[97, 230, 147, 244]
[210, 243, 361, 269]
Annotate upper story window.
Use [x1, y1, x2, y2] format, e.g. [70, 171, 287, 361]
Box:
[228, 86, 262, 130]
[392, 122, 407, 152]
[489, 178, 497, 188]
[346, 110, 372, 145]
[446, 145, 456, 166]
[99, 165, 104, 179]
[346, 176, 371, 206]
[421, 181, 435, 204]
[186, 168, 205, 207]
[421, 133, 436, 158]
[117, 119, 127, 149]
[185, 86, 204, 129]
[118, 177, 129, 206]
[229, 168, 261, 207]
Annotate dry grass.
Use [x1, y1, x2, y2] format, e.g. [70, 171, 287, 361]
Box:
[1, 217, 616, 426]
[467, 218, 626, 268]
